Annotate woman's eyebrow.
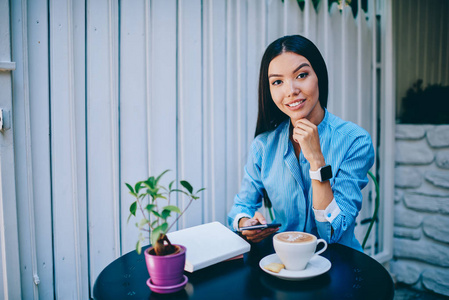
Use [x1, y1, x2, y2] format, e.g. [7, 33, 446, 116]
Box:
[292, 63, 310, 74]
[268, 73, 281, 78]
[268, 62, 310, 78]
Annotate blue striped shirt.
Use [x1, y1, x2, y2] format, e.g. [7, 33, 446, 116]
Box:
[228, 109, 375, 251]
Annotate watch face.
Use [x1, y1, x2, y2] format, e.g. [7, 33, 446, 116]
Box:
[320, 165, 333, 181]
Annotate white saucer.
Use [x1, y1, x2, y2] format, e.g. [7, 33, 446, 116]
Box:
[259, 254, 331, 281]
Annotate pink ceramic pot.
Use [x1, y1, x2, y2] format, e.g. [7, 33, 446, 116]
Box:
[144, 245, 186, 287]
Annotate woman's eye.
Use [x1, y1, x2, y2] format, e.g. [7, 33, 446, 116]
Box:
[297, 72, 308, 79]
[272, 80, 282, 86]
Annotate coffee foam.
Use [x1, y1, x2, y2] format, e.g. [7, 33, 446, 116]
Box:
[275, 232, 315, 243]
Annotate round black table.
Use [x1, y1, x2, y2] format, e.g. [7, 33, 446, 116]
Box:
[93, 238, 394, 300]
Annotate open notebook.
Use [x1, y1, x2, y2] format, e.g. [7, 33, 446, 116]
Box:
[166, 221, 251, 272]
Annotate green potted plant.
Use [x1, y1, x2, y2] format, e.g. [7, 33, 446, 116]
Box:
[125, 170, 204, 293]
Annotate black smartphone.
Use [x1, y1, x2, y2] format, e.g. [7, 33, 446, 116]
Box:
[239, 223, 281, 231]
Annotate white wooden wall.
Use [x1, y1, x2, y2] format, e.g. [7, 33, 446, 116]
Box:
[0, 0, 21, 299]
[4, 0, 394, 299]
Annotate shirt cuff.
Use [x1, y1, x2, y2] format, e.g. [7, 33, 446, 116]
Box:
[233, 213, 251, 231]
[313, 198, 341, 223]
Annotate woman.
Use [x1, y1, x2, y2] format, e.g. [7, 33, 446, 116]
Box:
[227, 35, 374, 251]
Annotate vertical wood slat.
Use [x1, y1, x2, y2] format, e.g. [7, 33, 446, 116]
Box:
[203, 0, 227, 223]
[120, 0, 147, 247]
[304, 0, 317, 42]
[340, 5, 348, 121]
[148, 0, 178, 232]
[202, 0, 211, 224]
[50, 0, 87, 298]
[148, 0, 178, 190]
[236, 0, 244, 193]
[178, 0, 203, 228]
[266, 0, 283, 44]
[444, 0, 448, 84]
[378, 0, 395, 263]
[10, 0, 39, 298]
[422, 0, 428, 85]
[0, 0, 22, 298]
[73, 0, 88, 297]
[245, 0, 264, 185]
[357, 0, 363, 127]
[286, 0, 303, 36]
[343, 6, 358, 124]
[328, 3, 342, 116]
[226, 0, 238, 219]
[437, 0, 444, 84]
[367, 0, 378, 256]
[119, 0, 148, 253]
[86, 0, 120, 292]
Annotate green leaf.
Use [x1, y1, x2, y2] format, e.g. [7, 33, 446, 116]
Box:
[171, 188, 188, 195]
[147, 176, 156, 187]
[150, 225, 166, 246]
[161, 210, 171, 220]
[180, 180, 193, 194]
[162, 205, 182, 214]
[127, 213, 133, 224]
[155, 223, 169, 234]
[196, 187, 206, 193]
[151, 210, 162, 218]
[155, 169, 170, 184]
[169, 180, 175, 191]
[136, 240, 142, 255]
[129, 201, 137, 216]
[125, 183, 134, 193]
[138, 218, 149, 227]
[143, 182, 158, 195]
[150, 220, 158, 228]
[154, 194, 166, 200]
[135, 182, 143, 193]
[145, 204, 156, 212]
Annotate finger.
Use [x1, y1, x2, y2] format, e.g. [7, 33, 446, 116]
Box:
[253, 212, 267, 225]
[295, 123, 315, 135]
[241, 229, 261, 238]
[295, 118, 315, 128]
[254, 226, 278, 238]
[292, 127, 307, 137]
[250, 227, 279, 243]
[294, 122, 317, 136]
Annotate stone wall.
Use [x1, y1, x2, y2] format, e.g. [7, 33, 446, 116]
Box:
[391, 124, 449, 296]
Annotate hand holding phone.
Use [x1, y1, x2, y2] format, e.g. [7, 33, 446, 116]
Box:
[239, 223, 281, 231]
[238, 212, 279, 243]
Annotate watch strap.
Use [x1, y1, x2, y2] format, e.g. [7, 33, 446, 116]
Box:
[309, 165, 332, 182]
[309, 168, 323, 181]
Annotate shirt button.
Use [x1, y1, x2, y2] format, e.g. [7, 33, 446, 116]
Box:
[327, 213, 332, 218]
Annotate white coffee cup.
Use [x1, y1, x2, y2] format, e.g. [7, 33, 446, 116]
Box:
[273, 231, 327, 271]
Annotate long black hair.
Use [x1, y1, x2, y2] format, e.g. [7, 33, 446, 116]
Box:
[255, 35, 329, 137]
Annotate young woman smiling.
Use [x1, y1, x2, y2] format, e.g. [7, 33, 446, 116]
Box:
[228, 35, 374, 251]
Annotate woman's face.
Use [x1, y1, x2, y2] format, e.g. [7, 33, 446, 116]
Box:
[268, 52, 324, 125]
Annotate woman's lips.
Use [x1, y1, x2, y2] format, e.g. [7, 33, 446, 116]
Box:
[286, 99, 306, 110]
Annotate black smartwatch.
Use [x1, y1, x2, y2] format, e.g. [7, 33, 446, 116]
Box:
[309, 165, 332, 182]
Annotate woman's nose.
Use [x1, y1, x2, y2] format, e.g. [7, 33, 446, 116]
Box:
[286, 81, 300, 97]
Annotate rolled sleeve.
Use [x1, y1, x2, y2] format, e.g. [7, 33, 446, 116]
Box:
[313, 198, 341, 223]
[232, 213, 252, 231]
[327, 134, 374, 243]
